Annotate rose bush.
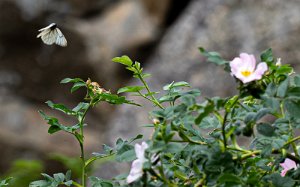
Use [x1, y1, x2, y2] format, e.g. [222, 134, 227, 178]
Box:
[1, 48, 300, 187]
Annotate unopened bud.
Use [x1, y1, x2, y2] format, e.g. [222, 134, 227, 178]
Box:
[276, 58, 281, 66]
[152, 118, 160, 125]
[86, 78, 91, 85]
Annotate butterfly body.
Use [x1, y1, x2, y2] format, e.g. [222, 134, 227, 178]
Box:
[37, 23, 67, 47]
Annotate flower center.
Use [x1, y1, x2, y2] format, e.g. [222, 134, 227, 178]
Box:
[241, 70, 252, 77]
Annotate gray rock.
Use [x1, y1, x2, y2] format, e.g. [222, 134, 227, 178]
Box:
[105, 0, 300, 147]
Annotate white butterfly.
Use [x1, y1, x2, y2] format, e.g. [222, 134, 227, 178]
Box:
[37, 23, 67, 47]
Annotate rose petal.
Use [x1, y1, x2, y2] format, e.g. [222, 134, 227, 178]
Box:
[254, 62, 268, 76]
[230, 57, 243, 75]
[127, 159, 143, 183]
[240, 53, 256, 72]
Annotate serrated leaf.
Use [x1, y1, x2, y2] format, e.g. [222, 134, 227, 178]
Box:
[129, 134, 143, 143]
[64, 180, 73, 186]
[141, 73, 151, 79]
[268, 173, 295, 187]
[29, 180, 50, 187]
[284, 99, 300, 119]
[117, 86, 145, 94]
[266, 82, 277, 97]
[0, 177, 12, 186]
[89, 176, 114, 187]
[255, 108, 272, 121]
[286, 87, 300, 97]
[163, 81, 190, 91]
[275, 65, 293, 76]
[260, 48, 274, 64]
[199, 47, 228, 65]
[72, 102, 89, 112]
[257, 123, 275, 137]
[71, 81, 86, 93]
[218, 173, 242, 184]
[294, 75, 300, 86]
[48, 125, 61, 134]
[46, 101, 76, 115]
[277, 77, 289, 97]
[112, 56, 133, 66]
[53, 173, 64, 183]
[65, 170, 71, 181]
[116, 149, 135, 162]
[60, 78, 84, 84]
[195, 101, 215, 124]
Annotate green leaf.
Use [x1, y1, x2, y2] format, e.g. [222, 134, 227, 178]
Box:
[266, 82, 277, 97]
[29, 180, 50, 187]
[71, 81, 86, 93]
[262, 96, 280, 112]
[60, 78, 84, 84]
[199, 47, 228, 65]
[256, 123, 275, 137]
[39, 111, 79, 134]
[286, 87, 300, 97]
[275, 65, 293, 76]
[277, 77, 289, 97]
[267, 173, 295, 187]
[294, 75, 300, 86]
[141, 73, 151, 79]
[72, 102, 89, 112]
[112, 56, 133, 66]
[218, 173, 242, 184]
[255, 108, 272, 121]
[65, 170, 71, 181]
[46, 101, 76, 115]
[260, 48, 274, 64]
[0, 177, 12, 187]
[284, 99, 300, 119]
[117, 86, 145, 94]
[89, 176, 114, 187]
[129, 134, 143, 143]
[163, 81, 190, 91]
[174, 171, 188, 180]
[53, 173, 64, 183]
[116, 149, 135, 162]
[195, 100, 215, 124]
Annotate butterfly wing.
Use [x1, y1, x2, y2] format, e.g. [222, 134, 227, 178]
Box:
[55, 28, 67, 47]
[40, 29, 57, 45]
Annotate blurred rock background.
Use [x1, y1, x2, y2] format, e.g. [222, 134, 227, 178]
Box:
[0, 0, 300, 185]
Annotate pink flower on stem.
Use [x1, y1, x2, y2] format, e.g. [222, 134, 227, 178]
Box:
[280, 157, 297, 177]
[230, 53, 268, 84]
[126, 142, 149, 183]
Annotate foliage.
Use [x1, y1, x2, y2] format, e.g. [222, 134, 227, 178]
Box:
[0, 159, 43, 187]
[20, 48, 300, 187]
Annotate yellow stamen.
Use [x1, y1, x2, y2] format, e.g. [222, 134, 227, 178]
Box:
[241, 70, 252, 77]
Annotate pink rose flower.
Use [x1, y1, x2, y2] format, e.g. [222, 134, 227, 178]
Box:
[230, 53, 268, 83]
[280, 157, 297, 177]
[126, 142, 149, 183]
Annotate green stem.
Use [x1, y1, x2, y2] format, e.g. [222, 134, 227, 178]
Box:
[222, 112, 229, 149]
[135, 71, 164, 109]
[227, 146, 250, 154]
[283, 101, 300, 157]
[72, 181, 83, 187]
[222, 96, 239, 150]
[78, 103, 91, 187]
[284, 136, 300, 147]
